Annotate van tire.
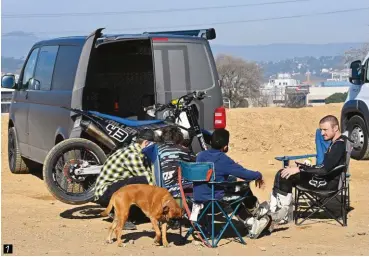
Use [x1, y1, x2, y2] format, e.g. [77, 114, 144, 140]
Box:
[8, 127, 30, 174]
[346, 115, 369, 160]
[43, 138, 107, 205]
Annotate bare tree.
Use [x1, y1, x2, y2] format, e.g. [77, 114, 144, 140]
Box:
[344, 43, 369, 65]
[216, 54, 263, 108]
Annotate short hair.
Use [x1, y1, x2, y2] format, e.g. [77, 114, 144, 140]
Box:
[160, 126, 184, 144]
[136, 129, 155, 144]
[211, 129, 230, 150]
[319, 115, 340, 130]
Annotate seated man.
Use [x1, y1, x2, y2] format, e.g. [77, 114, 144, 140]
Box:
[196, 128, 271, 239]
[94, 129, 155, 230]
[269, 115, 346, 223]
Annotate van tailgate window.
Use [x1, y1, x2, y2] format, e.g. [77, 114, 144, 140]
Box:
[154, 42, 213, 94]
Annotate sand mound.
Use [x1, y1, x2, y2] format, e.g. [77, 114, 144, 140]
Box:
[226, 103, 343, 155]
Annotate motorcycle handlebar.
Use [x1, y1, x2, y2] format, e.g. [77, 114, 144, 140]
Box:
[143, 90, 208, 113]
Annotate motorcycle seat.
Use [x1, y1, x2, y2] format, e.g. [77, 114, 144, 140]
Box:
[88, 111, 164, 127]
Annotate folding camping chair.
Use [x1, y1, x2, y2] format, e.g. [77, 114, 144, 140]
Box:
[275, 129, 351, 210]
[177, 161, 251, 248]
[293, 135, 353, 226]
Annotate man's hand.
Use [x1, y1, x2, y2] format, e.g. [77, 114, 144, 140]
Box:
[281, 166, 300, 179]
[255, 178, 265, 189]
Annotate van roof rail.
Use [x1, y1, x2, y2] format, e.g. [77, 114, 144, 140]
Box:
[143, 28, 216, 40]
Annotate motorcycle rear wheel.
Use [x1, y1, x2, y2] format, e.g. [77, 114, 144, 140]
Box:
[43, 138, 107, 205]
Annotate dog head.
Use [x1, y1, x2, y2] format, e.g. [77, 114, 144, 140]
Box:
[162, 199, 184, 221]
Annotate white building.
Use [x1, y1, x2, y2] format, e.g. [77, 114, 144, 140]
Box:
[265, 73, 300, 88]
[328, 69, 349, 82]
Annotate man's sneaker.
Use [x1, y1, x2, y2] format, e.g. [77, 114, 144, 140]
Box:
[123, 221, 137, 230]
[107, 213, 137, 230]
[247, 215, 271, 239]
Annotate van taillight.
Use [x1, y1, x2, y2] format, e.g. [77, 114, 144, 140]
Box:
[114, 101, 119, 112]
[214, 106, 226, 129]
[153, 37, 168, 42]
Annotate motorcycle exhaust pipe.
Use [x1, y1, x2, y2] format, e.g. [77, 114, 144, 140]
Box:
[80, 120, 117, 150]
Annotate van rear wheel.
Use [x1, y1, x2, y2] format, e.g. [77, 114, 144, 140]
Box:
[8, 127, 30, 174]
[43, 138, 107, 205]
[347, 115, 369, 160]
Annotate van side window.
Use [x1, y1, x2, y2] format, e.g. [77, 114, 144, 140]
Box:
[21, 48, 40, 90]
[34, 46, 59, 90]
[52, 45, 82, 91]
[366, 60, 369, 82]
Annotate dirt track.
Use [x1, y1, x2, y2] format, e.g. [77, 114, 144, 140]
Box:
[1, 104, 369, 256]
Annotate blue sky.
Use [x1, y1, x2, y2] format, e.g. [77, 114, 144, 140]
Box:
[2, 0, 369, 45]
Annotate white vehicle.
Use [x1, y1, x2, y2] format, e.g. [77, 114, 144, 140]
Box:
[341, 51, 369, 160]
[1, 75, 16, 113]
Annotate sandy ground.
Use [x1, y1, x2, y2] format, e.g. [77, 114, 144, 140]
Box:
[1, 104, 369, 256]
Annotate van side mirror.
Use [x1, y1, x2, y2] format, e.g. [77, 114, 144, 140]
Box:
[349, 60, 363, 84]
[1, 74, 16, 89]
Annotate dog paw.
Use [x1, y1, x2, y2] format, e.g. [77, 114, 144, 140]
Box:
[105, 239, 113, 244]
[162, 242, 170, 248]
[153, 240, 161, 246]
[118, 242, 124, 247]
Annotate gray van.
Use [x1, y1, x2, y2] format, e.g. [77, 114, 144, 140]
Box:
[2, 28, 225, 174]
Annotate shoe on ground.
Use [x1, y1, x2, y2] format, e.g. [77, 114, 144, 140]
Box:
[248, 215, 271, 239]
[123, 221, 137, 230]
[108, 213, 137, 230]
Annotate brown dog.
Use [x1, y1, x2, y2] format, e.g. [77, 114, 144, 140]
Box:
[100, 184, 183, 247]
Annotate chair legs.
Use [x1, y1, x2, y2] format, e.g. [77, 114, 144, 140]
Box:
[294, 188, 348, 226]
[182, 200, 246, 248]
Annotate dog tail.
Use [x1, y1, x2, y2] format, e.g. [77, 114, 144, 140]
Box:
[100, 198, 114, 217]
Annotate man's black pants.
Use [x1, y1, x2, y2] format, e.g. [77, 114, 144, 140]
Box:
[272, 169, 337, 196]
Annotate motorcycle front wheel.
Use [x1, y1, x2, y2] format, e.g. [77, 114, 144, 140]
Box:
[43, 138, 107, 205]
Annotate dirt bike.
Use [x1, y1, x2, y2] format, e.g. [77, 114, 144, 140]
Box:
[42, 91, 213, 205]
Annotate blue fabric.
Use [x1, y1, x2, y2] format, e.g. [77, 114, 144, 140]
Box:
[315, 129, 331, 165]
[194, 149, 262, 202]
[141, 143, 161, 186]
[179, 161, 214, 182]
[88, 111, 164, 127]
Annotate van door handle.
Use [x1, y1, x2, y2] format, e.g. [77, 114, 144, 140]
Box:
[25, 91, 29, 99]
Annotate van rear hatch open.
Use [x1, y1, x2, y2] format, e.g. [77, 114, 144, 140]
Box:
[71, 28, 224, 138]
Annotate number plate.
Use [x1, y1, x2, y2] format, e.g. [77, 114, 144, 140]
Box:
[73, 116, 82, 128]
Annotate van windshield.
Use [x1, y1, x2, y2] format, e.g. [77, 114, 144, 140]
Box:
[153, 41, 214, 94]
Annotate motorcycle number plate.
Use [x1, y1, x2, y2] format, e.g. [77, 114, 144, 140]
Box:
[73, 116, 82, 128]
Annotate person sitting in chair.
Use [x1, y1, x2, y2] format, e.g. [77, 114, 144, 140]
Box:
[269, 115, 346, 224]
[196, 128, 271, 239]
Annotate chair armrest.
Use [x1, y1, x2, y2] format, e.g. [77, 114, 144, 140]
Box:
[275, 154, 316, 162]
[275, 154, 317, 168]
[329, 164, 346, 173]
[209, 180, 250, 185]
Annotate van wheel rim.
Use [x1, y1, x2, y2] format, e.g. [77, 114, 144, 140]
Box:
[351, 126, 364, 150]
[8, 132, 16, 170]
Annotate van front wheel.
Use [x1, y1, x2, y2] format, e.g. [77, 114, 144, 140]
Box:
[8, 127, 30, 174]
[346, 115, 369, 160]
[43, 138, 107, 205]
